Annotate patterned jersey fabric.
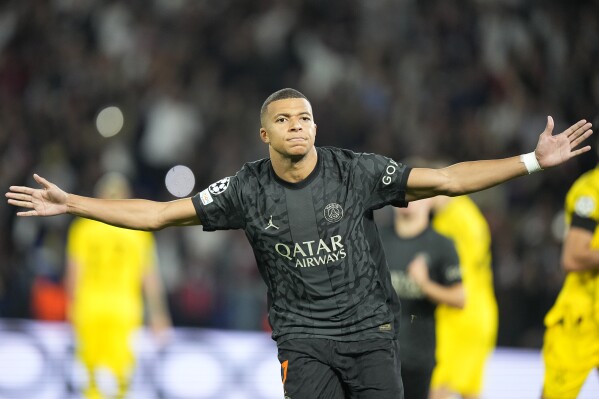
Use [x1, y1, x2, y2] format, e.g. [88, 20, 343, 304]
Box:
[192, 146, 411, 343]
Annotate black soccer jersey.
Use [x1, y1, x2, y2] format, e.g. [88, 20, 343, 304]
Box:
[380, 226, 461, 369]
[192, 146, 412, 343]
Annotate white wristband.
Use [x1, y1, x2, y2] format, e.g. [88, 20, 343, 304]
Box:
[520, 152, 543, 174]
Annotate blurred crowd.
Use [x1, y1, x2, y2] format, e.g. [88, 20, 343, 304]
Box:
[1, 0, 598, 348]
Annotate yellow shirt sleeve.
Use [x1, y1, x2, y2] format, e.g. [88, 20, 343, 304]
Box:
[545, 168, 599, 326]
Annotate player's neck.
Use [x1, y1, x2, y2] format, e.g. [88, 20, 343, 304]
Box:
[270, 147, 318, 183]
[394, 216, 428, 238]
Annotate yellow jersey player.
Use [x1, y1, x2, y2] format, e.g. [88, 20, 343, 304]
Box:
[429, 195, 498, 399]
[6, 89, 593, 399]
[541, 166, 599, 399]
[65, 173, 171, 399]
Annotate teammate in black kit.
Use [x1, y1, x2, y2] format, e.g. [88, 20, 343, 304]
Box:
[380, 199, 464, 399]
[6, 88, 593, 399]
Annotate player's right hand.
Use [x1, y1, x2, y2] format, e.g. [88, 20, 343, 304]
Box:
[407, 253, 430, 287]
[6, 174, 69, 217]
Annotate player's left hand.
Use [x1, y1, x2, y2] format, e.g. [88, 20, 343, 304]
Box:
[150, 315, 172, 348]
[535, 116, 593, 169]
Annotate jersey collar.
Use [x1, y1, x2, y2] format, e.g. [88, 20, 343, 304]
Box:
[270, 147, 322, 190]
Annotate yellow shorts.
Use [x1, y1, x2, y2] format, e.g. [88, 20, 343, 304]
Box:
[431, 305, 497, 395]
[542, 316, 599, 399]
[74, 314, 138, 379]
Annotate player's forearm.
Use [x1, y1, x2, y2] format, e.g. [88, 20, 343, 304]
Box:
[408, 156, 529, 200]
[66, 194, 165, 231]
[419, 282, 465, 309]
[145, 274, 170, 319]
[561, 228, 599, 272]
[562, 249, 599, 272]
[147, 294, 171, 326]
[144, 273, 172, 333]
[441, 156, 527, 196]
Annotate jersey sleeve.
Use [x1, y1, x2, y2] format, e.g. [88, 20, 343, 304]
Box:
[568, 183, 599, 233]
[191, 174, 245, 231]
[356, 153, 412, 210]
[437, 237, 462, 286]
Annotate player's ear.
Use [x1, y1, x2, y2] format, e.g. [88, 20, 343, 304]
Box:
[260, 127, 270, 144]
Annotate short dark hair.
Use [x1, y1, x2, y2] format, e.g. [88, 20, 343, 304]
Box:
[260, 88, 308, 123]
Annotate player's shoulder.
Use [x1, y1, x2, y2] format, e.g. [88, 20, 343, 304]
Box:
[319, 147, 399, 185]
[566, 167, 599, 217]
[69, 217, 142, 239]
[237, 157, 270, 175]
[442, 196, 488, 227]
[218, 157, 279, 201]
[449, 196, 481, 213]
[567, 167, 599, 200]
[318, 146, 398, 167]
[454, 197, 487, 222]
[318, 146, 361, 160]
[69, 217, 96, 232]
[319, 146, 391, 159]
[425, 226, 456, 247]
[570, 167, 599, 190]
[67, 218, 85, 238]
[229, 157, 271, 185]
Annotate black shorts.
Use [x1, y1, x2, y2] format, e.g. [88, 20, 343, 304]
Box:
[277, 337, 404, 399]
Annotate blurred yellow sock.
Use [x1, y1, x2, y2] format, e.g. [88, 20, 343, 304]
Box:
[83, 386, 104, 399]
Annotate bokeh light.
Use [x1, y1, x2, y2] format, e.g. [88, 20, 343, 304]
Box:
[165, 165, 196, 197]
[95, 106, 124, 138]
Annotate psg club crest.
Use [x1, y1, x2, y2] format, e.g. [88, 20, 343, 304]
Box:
[208, 177, 230, 195]
[324, 203, 343, 223]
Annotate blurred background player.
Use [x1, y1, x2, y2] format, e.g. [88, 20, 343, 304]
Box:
[429, 194, 498, 399]
[541, 161, 599, 399]
[5, 88, 592, 398]
[380, 199, 464, 399]
[65, 172, 171, 399]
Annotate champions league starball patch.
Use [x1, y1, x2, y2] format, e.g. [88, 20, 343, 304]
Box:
[208, 177, 230, 195]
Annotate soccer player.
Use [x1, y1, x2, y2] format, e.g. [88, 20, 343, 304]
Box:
[429, 194, 498, 399]
[380, 199, 464, 399]
[5, 88, 592, 399]
[65, 173, 171, 399]
[541, 164, 599, 399]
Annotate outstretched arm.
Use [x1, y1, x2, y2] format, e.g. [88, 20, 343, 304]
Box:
[406, 117, 592, 201]
[6, 174, 200, 231]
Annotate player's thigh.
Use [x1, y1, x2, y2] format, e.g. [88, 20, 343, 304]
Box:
[434, 346, 490, 394]
[432, 318, 494, 394]
[339, 339, 404, 399]
[74, 318, 108, 362]
[542, 318, 599, 399]
[401, 367, 432, 399]
[277, 340, 345, 399]
[75, 319, 136, 373]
